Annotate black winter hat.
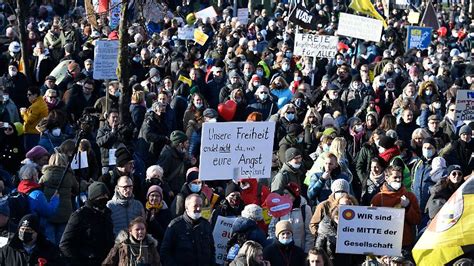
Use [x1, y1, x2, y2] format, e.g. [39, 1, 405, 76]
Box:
[115, 147, 133, 167]
[423, 137, 437, 148]
[88, 181, 109, 201]
[287, 124, 303, 137]
[18, 214, 40, 232]
[378, 135, 395, 149]
[285, 147, 302, 162]
[225, 181, 241, 197]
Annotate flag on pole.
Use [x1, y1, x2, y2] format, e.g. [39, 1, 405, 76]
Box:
[412, 175, 474, 265]
[419, 1, 440, 30]
[349, 0, 388, 28]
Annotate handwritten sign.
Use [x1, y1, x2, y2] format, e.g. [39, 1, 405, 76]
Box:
[455, 90, 474, 124]
[336, 206, 405, 256]
[93, 40, 119, 80]
[178, 27, 194, 40]
[199, 122, 275, 180]
[194, 29, 209, 46]
[337, 13, 383, 42]
[195, 6, 217, 20]
[406, 26, 432, 50]
[237, 8, 249, 25]
[213, 216, 237, 265]
[294, 33, 338, 58]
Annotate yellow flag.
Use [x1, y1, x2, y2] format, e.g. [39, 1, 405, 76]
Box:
[349, 0, 388, 28]
[194, 29, 209, 46]
[178, 75, 192, 86]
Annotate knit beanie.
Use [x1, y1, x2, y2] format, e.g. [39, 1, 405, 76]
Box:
[447, 165, 462, 176]
[331, 179, 350, 193]
[26, 146, 49, 161]
[378, 135, 395, 149]
[459, 124, 472, 136]
[147, 185, 163, 199]
[170, 130, 188, 145]
[186, 167, 200, 183]
[287, 124, 303, 137]
[225, 181, 241, 197]
[115, 147, 133, 167]
[423, 137, 437, 148]
[241, 204, 263, 221]
[275, 220, 293, 237]
[18, 214, 40, 232]
[0, 197, 10, 217]
[88, 181, 110, 201]
[285, 147, 302, 162]
[284, 182, 301, 198]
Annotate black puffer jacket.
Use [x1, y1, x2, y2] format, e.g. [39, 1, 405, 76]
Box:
[59, 202, 115, 266]
[160, 213, 216, 266]
[137, 112, 169, 166]
[0, 233, 62, 266]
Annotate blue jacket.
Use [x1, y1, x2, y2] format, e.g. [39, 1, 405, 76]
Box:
[271, 88, 293, 109]
[231, 217, 269, 247]
[412, 158, 435, 212]
[308, 171, 352, 204]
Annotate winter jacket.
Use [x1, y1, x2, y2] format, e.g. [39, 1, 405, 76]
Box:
[0, 98, 20, 123]
[442, 139, 474, 176]
[102, 230, 160, 266]
[0, 233, 61, 266]
[107, 191, 145, 236]
[38, 132, 66, 154]
[396, 121, 418, 146]
[137, 112, 169, 166]
[93, 94, 119, 125]
[309, 194, 357, 236]
[308, 170, 352, 203]
[315, 215, 337, 259]
[130, 104, 147, 132]
[96, 123, 127, 166]
[231, 217, 268, 247]
[0, 125, 23, 174]
[411, 158, 435, 212]
[22, 97, 48, 134]
[39, 165, 79, 223]
[262, 241, 306, 266]
[246, 98, 278, 121]
[204, 78, 226, 109]
[425, 180, 459, 219]
[59, 202, 115, 266]
[160, 213, 216, 266]
[271, 88, 293, 109]
[355, 143, 378, 192]
[186, 119, 202, 158]
[379, 147, 401, 164]
[0, 73, 29, 108]
[271, 163, 305, 194]
[146, 201, 172, 249]
[210, 199, 244, 228]
[371, 184, 421, 246]
[267, 197, 314, 252]
[157, 144, 190, 194]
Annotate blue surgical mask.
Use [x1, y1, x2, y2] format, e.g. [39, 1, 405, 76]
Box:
[195, 103, 203, 109]
[189, 183, 202, 193]
[256, 70, 264, 77]
[285, 113, 295, 121]
[422, 148, 434, 159]
[278, 237, 293, 245]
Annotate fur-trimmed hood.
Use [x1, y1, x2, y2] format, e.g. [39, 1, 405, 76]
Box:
[115, 230, 158, 247]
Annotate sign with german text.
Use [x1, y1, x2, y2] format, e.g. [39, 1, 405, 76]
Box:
[93, 40, 119, 80]
[289, 3, 318, 30]
[199, 122, 275, 180]
[213, 216, 237, 265]
[455, 90, 474, 124]
[336, 205, 405, 256]
[294, 33, 338, 58]
[337, 13, 383, 42]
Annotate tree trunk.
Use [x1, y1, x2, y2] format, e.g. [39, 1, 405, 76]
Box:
[16, 0, 31, 82]
[117, 0, 131, 125]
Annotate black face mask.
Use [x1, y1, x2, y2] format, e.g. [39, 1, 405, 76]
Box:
[92, 198, 108, 210]
[19, 231, 34, 243]
[146, 178, 160, 186]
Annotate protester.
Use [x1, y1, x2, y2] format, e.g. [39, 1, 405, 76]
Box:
[263, 220, 306, 266]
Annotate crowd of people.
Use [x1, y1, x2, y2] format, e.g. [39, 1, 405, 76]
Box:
[0, 0, 472, 265]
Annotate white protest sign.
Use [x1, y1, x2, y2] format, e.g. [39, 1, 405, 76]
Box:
[195, 6, 218, 19]
[213, 216, 237, 265]
[93, 40, 119, 80]
[109, 148, 117, 166]
[337, 13, 383, 42]
[294, 33, 338, 58]
[0, 237, 8, 248]
[177, 27, 194, 40]
[199, 122, 275, 180]
[71, 151, 89, 170]
[455, 90, 474, 124]
[336, 205, 405, 256]
[237, 8, 249, 25]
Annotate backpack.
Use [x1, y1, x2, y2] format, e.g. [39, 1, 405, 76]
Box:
[7, 191, 33, 224]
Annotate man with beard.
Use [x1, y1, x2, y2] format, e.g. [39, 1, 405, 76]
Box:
[59, 182, 114, 266]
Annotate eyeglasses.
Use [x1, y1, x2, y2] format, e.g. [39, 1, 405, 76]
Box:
[119, 185, 133, 189]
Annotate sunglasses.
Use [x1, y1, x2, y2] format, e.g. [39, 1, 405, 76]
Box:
[451, 171, 463, 176]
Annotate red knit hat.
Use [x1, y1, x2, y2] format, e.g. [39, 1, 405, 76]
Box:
[284, 182, 300, 198]
[251, 74, 261, 82]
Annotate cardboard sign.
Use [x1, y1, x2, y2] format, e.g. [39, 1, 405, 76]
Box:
[194, 29, 209, 46]
[406, 26, 432, 50]
[93, 40, 119, 80]
[265, 193, 293, 218]
[289, 3, 318, 30]
[294, 33, 338, 58]
[71, 151, 89, 170]
[455, 90, 474, 124]
[178, 27, 194, 40]
[195, 6, 218, 20]
[213, 216, 237, 265]
[337, 12, 383, 42]
[336, 205, 405, 256]
[199, 122, 275, 180]
[237, 8, 249, 25]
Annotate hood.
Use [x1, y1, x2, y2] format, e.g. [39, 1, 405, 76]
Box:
[41, 165, 68, 187]
[231, 216, 257, 234]
[17, 180, 42, 194]
[115, 230, 158, 247]
[379, 147, 401, 163]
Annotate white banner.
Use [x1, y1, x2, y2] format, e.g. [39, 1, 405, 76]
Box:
[177, 27, 195, 40]
[199, 122, 275, 180]
[294, 33, 338, 58]
[93, 40, 119, 80]
[336, 206, 405, 256]
[455, 90, 474, 124]
[213, 216, 236, 265]
[337, 13, 383, 42]
[237, 8, 249, 25]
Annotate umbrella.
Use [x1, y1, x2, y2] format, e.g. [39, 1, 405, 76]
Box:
[412, 176, 474, 265]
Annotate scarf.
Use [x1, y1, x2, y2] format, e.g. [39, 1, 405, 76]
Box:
[145, 201, 163, 211]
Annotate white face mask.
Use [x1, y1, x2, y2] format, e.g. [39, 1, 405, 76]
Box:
[378, 147, 386, 153]
[289, 162, 301, 169]
[433, 102, 441, 109]
[187, 211, 201, 220]
[329, 94, 338, 100]
[207, 118, 217, 123]
[51, 128, 61, 137]
[2, 95, 9, 102]
[354, 124, 363, 132]
[389, 181, 402, 190]
[8, 69, 17, 77]
[258, 93, 268, 101]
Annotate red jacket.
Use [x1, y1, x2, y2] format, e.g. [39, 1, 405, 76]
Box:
[371, 184, 421, 246]
[379, 147, 401, 163]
